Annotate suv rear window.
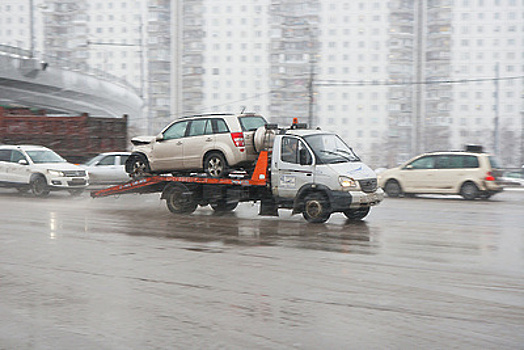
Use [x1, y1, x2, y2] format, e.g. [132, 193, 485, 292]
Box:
[489, 156, 501, 169]
[238, 116, 266, 131]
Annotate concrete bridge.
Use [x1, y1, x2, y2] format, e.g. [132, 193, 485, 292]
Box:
[0, 45, 143, 129]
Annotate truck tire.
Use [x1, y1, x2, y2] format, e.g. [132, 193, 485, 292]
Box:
[343, 207, 370, 221]
[164, 183, 197, 214]
[302, 192, 331, 223]
[127, 154, 151, 178]
[210, 200, 238, 212]
[204, 152, 228, 178]
[31, 175, 50, 197]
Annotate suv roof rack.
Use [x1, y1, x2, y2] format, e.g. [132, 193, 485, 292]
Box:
[464, 144, 484, 153]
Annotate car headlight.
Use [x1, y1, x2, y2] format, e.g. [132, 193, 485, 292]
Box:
[339, 176, 357, 189]
[47, 169, 65, 177]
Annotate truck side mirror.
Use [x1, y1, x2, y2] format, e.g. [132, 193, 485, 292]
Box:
[18, 159, 28, 165]
[299, 149, 312, 166]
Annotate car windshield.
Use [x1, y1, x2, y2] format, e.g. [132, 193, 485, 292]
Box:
[84, 155, 103, 166]
[303, 134, 360, 164]
[26, 150, 66, 164]
[238, 116, 267, 131]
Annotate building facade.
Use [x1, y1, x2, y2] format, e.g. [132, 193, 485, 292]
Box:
[1, 0, 523, 167]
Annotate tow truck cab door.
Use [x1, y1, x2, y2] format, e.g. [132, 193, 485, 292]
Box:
[271, 136, 315, 199]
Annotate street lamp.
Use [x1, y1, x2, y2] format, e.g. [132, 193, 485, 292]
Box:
[86, 39, 145, 99]
[29, 0, 34, 57]
[520, 108, 524, 167]
[86, 16, 145, 98]
[306, 24, 317, 129]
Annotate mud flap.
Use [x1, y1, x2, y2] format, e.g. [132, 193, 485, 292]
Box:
[259, 197, 278, 216]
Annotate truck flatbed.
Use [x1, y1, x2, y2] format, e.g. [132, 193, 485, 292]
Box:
[90, 150, 270, 198]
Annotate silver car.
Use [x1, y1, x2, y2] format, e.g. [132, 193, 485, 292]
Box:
[80, 152, 131, 185]
[126, 113, 267, 177]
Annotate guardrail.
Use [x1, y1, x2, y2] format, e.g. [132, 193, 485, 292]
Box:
[0, 44, 139, 95]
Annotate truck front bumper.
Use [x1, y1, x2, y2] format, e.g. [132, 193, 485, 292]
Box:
[330, 188, 385, 212]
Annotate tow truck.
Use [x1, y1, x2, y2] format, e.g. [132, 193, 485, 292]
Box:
[91, 120, 384, 223]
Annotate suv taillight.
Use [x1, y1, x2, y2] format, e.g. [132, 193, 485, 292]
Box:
[231, 132, 245, 149]
[485, 172, 495, 181]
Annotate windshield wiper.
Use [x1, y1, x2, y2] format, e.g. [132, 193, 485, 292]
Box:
[335, 148, 360, 161]
[320, 150, 352, 163]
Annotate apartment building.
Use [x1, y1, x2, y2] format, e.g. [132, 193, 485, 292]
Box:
[450, 0, 523, 167]
[0, 0, 45, 52]
[198, 1, 271, 119]
[1, 0, 523, 166]
[84, 0, 170, 134]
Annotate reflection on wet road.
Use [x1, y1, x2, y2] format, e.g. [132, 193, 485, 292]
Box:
[0, 189, 523, 349]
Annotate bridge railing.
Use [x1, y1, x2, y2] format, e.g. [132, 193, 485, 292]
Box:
[0, 44, 140, 95]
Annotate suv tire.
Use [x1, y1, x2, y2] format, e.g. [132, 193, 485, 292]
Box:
[384, 179, 402, 198]
[128, 154, 151, 178]
[31, 175, 50, 197]
[204, 152, 228, 178]
[460, 181, 479, 200]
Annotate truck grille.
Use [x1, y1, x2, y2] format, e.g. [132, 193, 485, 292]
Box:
[359, 178, 377, 193]
[63, 170, 86, 177]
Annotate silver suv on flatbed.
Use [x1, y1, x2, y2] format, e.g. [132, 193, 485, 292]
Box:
[126, 113, 267, 177]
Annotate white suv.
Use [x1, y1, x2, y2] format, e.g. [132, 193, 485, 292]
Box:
[0, 145, 89, 197]
[378, 148, 503, 200]
[126, 113, 267, 177]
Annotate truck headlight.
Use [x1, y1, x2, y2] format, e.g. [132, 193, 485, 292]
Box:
[339, 176, 357, 189]
[48, 169, 65, 177]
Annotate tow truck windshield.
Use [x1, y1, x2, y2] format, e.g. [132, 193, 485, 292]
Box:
[304, 134, 360, 164]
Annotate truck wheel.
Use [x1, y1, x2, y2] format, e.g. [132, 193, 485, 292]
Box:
[460, 181, 479, 200]
[344, 207, 370, 221]
[204, 152, 228, 178]
[302, 192, 331, 223]
[384, 179, 402, 198]
[210, 200, 238, 212]
[31, 175, 50, 197]
[164, 183, 197, 214]
[128, 154, 150, 178]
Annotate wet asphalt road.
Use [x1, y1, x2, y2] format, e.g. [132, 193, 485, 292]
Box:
[0, 188, 523, 349]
